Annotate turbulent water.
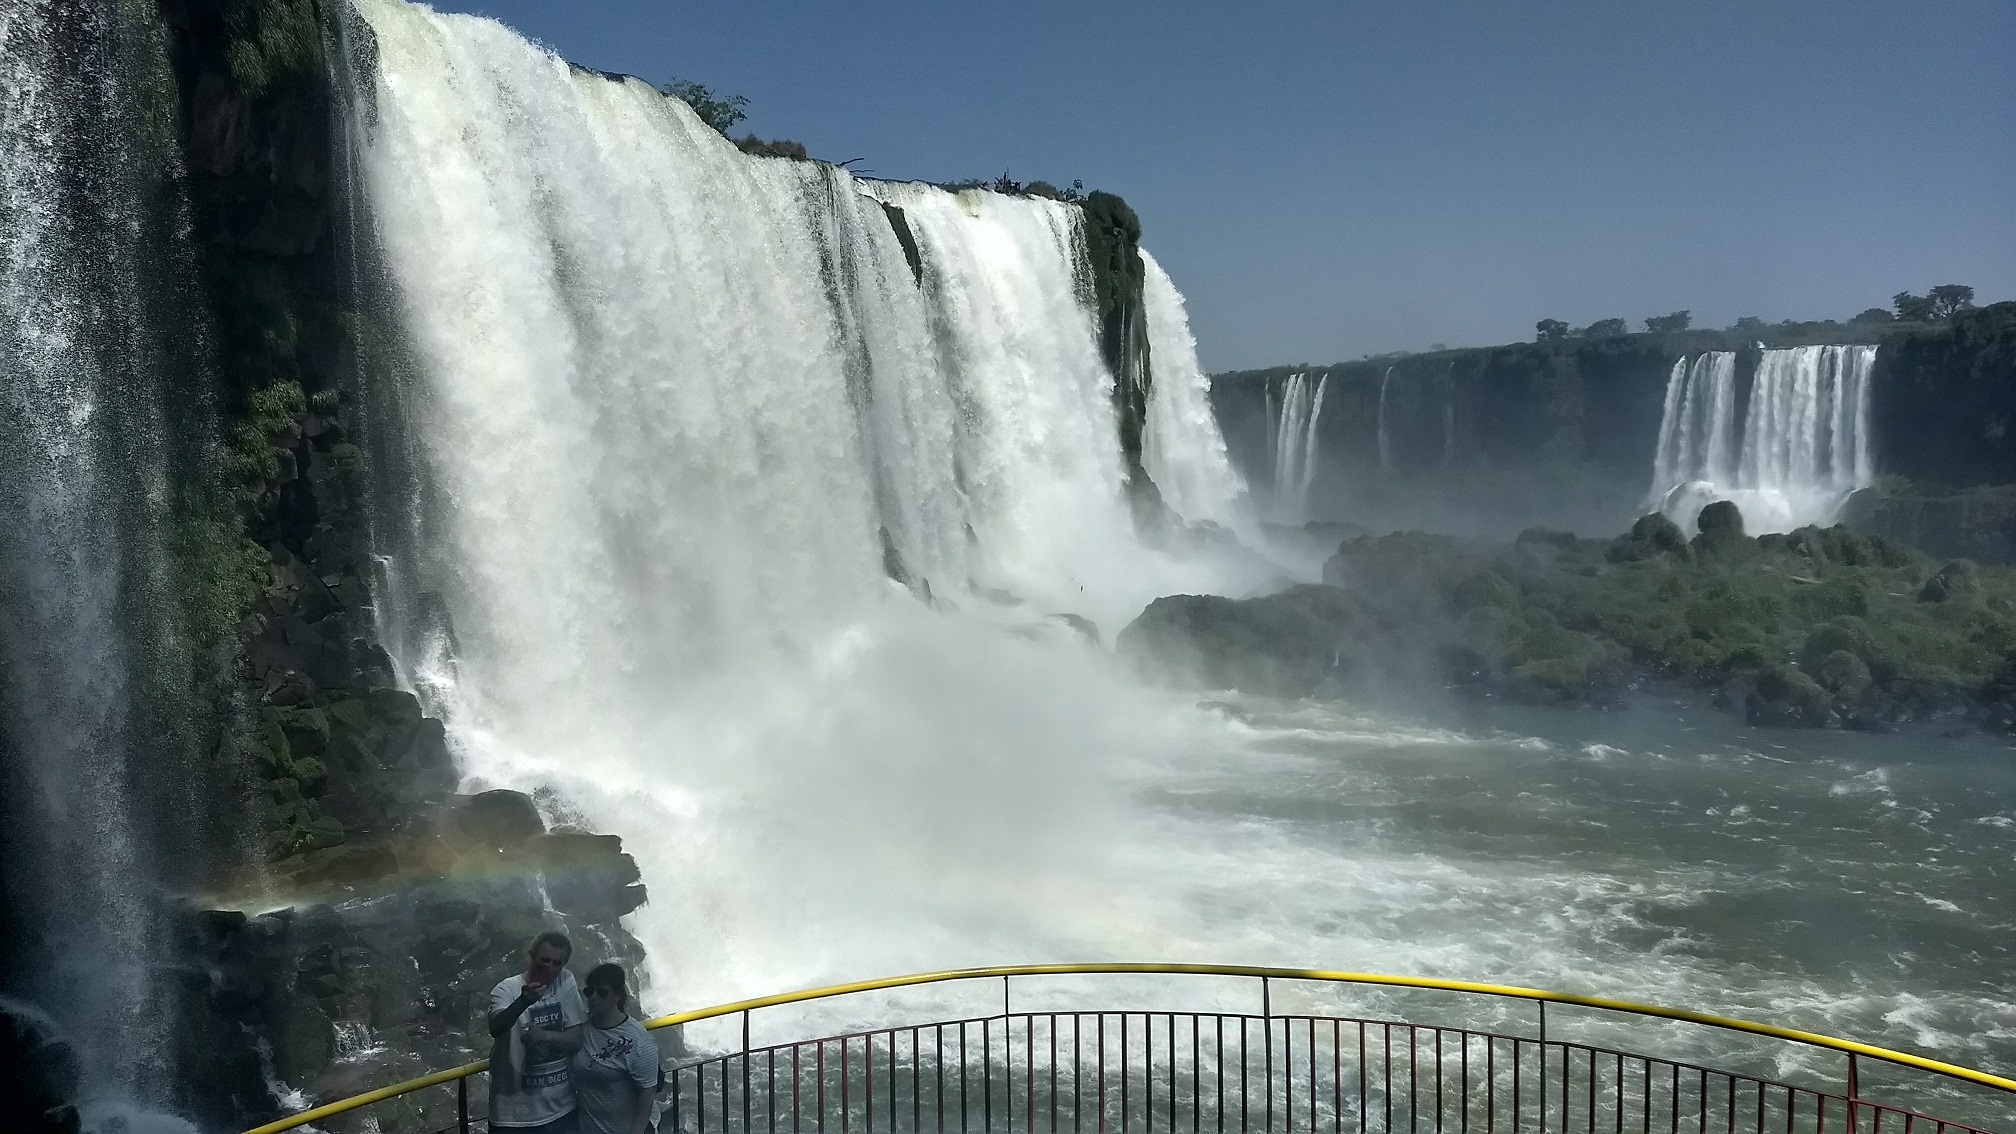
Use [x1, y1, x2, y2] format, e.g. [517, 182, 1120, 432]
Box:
[1650, 346, 1877, 533]
[332, 2, 2012, 1123]
[1266, 372, 1329, 523]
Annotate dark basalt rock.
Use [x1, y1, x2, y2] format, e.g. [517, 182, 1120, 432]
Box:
[1918, 559, 1975, 602]
[448, 789, 546, 852]
[179, 805, 655, 1132]
[0, 1002, 80, 1134]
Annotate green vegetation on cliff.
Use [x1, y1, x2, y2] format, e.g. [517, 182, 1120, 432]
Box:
[1869, 302, 2016, 487]
[1122, 511, 2016, 731]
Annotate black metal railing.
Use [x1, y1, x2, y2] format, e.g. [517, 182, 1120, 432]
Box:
[661, 1010, 1998, 1134]
[244, 966, 2014, 1134]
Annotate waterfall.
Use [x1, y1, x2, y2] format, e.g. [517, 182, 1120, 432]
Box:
[347, 0, 1266, 1015]
[1439, 363, 1457, 466]
[1647, 346, 1876, 533]
[1376, 366, 1395, 474]
[0, 0, 213, 1106]
[1140, 250, 1247, 528]
[1267, 371, 1328, 522]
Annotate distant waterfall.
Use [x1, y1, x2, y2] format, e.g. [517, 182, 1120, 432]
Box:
[1440, 362, 1457, 467]
[1141, 250, 1247, 528]
[1648, 345, 1877, 533]
[1268, 371, 1329, 522]
[1376, 366, 1395, 474]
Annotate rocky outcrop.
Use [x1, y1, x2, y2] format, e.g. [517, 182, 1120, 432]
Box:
[177, 790, 651, 1132]
[1121, 514, 2016, 732]
[0, 1003, 79, 1134]
[1079, 191, 1159, 518]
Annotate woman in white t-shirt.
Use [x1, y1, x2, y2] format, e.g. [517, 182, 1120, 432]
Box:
[572, 963, 661, 1134]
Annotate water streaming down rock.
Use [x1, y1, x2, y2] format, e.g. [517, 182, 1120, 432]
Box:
[1376, 366, 1395, 474]
[1440, 363, 1457, 468]
[0, 0, 219, 1111]
[1649, 346, 1876, 533]
[1140, 250, 1248, 528]
[1266, 372, 1328, 522]
[345, 0, 1270, 1017]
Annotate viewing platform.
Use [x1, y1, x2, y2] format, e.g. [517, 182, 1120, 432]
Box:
[244, 964, 2015, 1134]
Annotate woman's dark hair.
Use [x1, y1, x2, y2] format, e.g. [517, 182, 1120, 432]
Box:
[584, 962, 629, 1010]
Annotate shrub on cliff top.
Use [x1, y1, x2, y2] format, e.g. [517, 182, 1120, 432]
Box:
[660, 79, 748, 136]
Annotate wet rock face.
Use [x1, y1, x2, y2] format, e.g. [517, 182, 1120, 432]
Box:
[178, 790, 652, 1132]
[142, 3, 669, 1127]
[0, 1002, 80, 1134]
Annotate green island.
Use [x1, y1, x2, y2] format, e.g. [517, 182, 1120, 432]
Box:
[1121, 504, 2016, 731]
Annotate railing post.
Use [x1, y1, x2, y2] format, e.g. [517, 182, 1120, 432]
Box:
[1846, 1055, 1859, 1134]
[1263, 977, 1274, 1133]
[1537, 1002, 1547, 1134]
[458, 1075, 469, 1134]
[743, 1009, 753, 1134]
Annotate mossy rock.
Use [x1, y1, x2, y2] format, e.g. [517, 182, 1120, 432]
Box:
[325, 695, 371, 734]
[1448, 569, 1519, 613]
[366, 687, 424, 727]
[1691, 501, 1752, 558]
[1801, 616, 1879, 670]
[1816, 650, 1873, 701]
[1078, 191, 1142, 320]
[1608, 513, 1690, 563]
[1919, 559, 1975, 602]
[1747, 662, 1834, 727]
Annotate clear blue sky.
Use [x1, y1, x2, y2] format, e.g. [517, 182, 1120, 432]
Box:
[422, 0, 2015, 372]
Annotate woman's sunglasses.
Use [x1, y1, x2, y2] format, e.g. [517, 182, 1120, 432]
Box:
[586, 986, 620, 999]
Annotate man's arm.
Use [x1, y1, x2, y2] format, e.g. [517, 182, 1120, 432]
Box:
[488, 984, 543, 1038]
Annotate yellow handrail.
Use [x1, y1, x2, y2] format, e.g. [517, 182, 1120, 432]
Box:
[242, 962, 2016, 1134]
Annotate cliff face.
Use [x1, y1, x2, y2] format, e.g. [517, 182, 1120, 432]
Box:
[1078, 191, 1162, 522]
[1212, 309, 2016, 543]
[146, 2, 653, 1125]
[1211, 336, 1694, 536]
[1868, 303, 2016, 488]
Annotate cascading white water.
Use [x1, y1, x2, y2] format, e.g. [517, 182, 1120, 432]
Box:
[0, 0, 202, 1110]
[1439, 363, 1456, 467]
[1140, 250, 1248, 529]
[1647, 345, 1875, 533]
[1376, 366, 1394, 474]
[1267, 371, 1328, 522]
[350, 0, 1276, 1027]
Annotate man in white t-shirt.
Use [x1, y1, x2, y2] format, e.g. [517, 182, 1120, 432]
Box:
[489, 931, 590, 1133]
